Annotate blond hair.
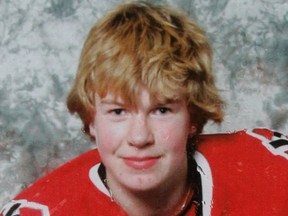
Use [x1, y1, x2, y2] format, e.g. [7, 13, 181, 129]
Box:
[67, 1, 224, 135]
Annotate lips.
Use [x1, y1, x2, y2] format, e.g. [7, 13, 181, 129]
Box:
[122, 156, 160, 170]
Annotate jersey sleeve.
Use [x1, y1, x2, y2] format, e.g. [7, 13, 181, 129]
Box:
[0, 149, 102, 216]
[247, 128, 288, 160]
[197, 128, 288, 216]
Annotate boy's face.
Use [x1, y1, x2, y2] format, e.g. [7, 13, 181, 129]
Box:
[90, 86, 196, 193]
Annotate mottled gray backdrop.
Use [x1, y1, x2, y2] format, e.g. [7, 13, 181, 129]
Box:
[0, 0, 287, 206]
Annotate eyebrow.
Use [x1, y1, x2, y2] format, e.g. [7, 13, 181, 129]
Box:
[154, 98, 182, 105]
[99, 97, 183, 107]
[100, 98, 125, 106]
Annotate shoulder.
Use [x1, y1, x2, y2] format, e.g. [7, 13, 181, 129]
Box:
[197, 128, 288, 161]
[20, 148, 102, 191]
[195, 128, 288, 181]
[0, 149, 107, 216]
[195, 128, 288, 215]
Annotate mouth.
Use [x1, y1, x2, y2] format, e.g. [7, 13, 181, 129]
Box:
[122, 156, 161, 170]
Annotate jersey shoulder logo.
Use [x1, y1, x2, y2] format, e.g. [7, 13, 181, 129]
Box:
[246, 128, 288, 160]
[1, 200, 50, 216]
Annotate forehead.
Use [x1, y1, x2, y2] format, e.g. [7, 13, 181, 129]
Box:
[96, 85, 183, 106]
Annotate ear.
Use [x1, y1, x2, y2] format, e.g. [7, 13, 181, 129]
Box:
[89, 122, 96, 138]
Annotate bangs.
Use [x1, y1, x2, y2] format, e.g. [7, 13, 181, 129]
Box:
[92, 59, 188, 107]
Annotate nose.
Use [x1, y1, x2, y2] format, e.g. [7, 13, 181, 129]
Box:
[127, 114, 154, 148]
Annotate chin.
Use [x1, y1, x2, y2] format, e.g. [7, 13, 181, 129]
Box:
[121, 175, 163, 192]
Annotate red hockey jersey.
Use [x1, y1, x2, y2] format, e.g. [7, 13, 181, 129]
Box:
[1, 128, 288, 216]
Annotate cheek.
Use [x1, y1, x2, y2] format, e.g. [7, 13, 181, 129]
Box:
[95, 120, 125, 153]
[94, 121, 115, 151]
[158, 122, 189, 152]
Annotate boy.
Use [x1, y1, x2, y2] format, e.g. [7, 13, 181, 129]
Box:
[1, 2, 288, 216]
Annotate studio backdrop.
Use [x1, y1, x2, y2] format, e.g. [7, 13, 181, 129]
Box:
[0, 0, 287, 207]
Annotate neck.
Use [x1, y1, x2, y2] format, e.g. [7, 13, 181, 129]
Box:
[107, 175, 193, 216]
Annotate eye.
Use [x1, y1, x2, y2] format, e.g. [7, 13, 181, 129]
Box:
[111, 108, 125, 115]
[156, 107, 171, 114]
